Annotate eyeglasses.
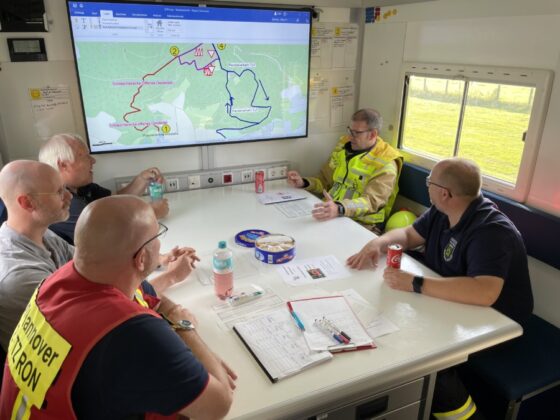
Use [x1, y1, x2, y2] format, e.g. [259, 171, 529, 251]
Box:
[29, 186, 70, 199]
[425, 177, 453, 198]
[132, 222, 168, 259]
[346, 126, 372, 137]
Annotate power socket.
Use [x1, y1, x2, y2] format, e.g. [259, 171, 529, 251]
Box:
[241, 169, 253, 182]
[268, 167, 278, 179]
[166, 178, 180, 191]
[188, 175, 201, 189]
[278, 166, 288, 177]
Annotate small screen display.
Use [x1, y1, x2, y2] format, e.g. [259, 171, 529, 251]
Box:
[13, 39, 41, 53]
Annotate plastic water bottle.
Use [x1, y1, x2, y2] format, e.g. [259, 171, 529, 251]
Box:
[213, 241, 233, 299]
[148, 180, 164, 201]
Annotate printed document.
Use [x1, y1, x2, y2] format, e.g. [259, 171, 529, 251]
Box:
[277, 255, 351, 286]
[233, 308, 332, 382]
[257, 191, 307, 205]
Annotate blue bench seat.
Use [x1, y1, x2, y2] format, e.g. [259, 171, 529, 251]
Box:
[467, 314, 560, 419]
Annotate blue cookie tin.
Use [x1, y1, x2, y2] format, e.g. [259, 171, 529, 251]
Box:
[254, 234, 296, 264]
[235, 229, 269, 248]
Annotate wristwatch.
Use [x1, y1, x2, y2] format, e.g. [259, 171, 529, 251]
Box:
[336, 202, 345, 217]
[161, 313, 195, 331]
[171, 319, 195, 331]
[412, 275, 424, 294]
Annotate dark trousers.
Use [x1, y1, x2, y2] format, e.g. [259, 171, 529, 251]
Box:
[432, 368, 484, 419]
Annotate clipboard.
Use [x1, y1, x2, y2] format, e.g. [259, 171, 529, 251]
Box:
[288, 296, 376, 353]
[232, 308, 332, 383]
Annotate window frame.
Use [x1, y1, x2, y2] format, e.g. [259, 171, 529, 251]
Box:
[395, 62, 553, 202]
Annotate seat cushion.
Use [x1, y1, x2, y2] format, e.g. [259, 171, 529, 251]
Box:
[467, 315, 560, 400]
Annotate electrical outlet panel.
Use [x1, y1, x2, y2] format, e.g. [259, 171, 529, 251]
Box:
[166, 178, 179, 191]
[188, 175, 201, 189]
[241, 169, 253, 182]
[114, 161, 289, 193]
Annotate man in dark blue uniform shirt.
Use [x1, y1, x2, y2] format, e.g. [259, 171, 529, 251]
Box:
[38, 133, 169, 244]
[348, 157, 533, 419]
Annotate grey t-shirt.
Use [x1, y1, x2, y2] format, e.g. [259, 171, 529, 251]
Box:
[0, 223, 74, 350]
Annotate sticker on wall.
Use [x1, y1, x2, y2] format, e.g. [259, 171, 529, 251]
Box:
[365, 7, 381, 23]
[384, 9, 398, 20]
[365, 7, 397, 23]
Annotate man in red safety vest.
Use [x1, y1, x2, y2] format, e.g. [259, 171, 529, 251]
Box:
[1, 195, 237, 419]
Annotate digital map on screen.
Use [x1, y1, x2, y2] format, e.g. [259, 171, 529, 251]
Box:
[68, 2, 311, 152]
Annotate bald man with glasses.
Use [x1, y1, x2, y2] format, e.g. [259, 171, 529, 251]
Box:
[287, 108, 403, 231]
[0, 160, 74, 351]
[0, 161, 197, 354]
[348, 157, 533, 420]
[1, 195, 236, 419]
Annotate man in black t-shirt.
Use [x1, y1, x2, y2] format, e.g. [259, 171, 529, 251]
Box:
[39, 133, 169, 244]
[348, 157, 533, 419]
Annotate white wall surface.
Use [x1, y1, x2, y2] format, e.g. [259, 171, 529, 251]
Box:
[359, 0, 560, 216]
[0, 0, 358, 188]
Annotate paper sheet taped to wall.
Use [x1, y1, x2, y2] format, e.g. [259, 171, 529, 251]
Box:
[29, 86, 76, 140]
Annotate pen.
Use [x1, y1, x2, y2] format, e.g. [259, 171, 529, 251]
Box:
[339, 330, 351, 341]
[329, 343, 357, 353]
[324, 318, 351, 344]
[314, 319, 344, 344]
[290, 310, 306, 331]
[321, 317, 348, 343]
[228, 290, 263, 306]
[287, 302, 305, 331]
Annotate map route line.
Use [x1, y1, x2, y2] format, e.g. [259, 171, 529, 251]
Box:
[212, 43, 272, 139]
[122, 55, 180, 130]
[122, 43, 219, 132]
[121, 42, 273, 138]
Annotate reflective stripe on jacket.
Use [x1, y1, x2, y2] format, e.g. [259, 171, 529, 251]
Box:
[307, 135, 403, 225]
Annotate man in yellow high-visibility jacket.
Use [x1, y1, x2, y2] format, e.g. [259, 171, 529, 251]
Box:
[288, 108, 403, 230]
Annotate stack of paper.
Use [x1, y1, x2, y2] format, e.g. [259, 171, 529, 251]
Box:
[289, 296, 376, 352]
[233, 308, 332, 382]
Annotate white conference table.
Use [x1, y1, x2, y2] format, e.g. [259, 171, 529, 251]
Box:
[159, 180, 521, 420]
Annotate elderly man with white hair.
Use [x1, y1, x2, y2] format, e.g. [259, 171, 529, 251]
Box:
[39, 133, 169, 245]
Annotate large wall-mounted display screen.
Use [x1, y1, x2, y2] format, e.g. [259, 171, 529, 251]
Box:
[66, 1, 312, 153]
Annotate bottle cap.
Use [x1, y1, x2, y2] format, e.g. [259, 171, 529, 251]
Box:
[218, 240, 227, 249]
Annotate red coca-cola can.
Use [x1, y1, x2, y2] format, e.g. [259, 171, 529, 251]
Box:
[386, 244, 402, 269]
[255, 170, 265, 193]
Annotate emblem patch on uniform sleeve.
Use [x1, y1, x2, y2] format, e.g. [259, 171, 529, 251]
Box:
[443, 237, 458, 262]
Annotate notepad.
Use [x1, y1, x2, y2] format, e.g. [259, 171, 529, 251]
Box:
[289, 296, 376, 352]
[233, 308, 332, 383]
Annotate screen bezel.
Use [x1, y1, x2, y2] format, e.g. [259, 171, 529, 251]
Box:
[66, 0, 313, 155]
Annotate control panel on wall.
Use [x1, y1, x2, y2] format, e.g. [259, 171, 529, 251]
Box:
[0, 0, 48, 32]
[7, 38, 47, 62]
